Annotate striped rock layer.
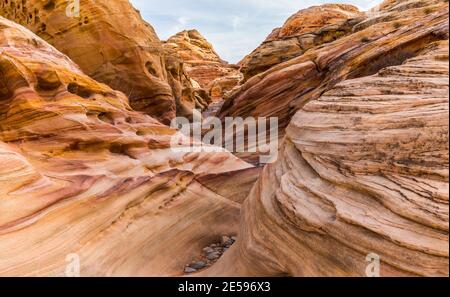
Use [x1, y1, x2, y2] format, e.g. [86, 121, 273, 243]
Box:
[0, 15, 256, 276]
[207, 31, 449, 277]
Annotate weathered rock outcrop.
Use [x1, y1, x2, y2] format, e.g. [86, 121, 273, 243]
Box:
[164, 30, 242, 101]
[239, 4, 364, 81]
[207, 70, 242, 102]
[0, 15, 256, 276]
[207, 38, 449, 277]
[219, 0, 449, 166]
[0, 0, 176, 123]
[164, 47, 211, 120]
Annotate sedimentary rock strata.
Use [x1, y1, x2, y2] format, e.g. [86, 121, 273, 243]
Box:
[0, 0, 176, 123]
[239, 4, 364, 81]
[219, 0, 449, 166]
[0, 0, 448, 278]
[0, 15, 254, 276]
[207, 39, 449, 277]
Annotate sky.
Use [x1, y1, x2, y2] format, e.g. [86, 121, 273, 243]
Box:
[130, 0, 383, 63]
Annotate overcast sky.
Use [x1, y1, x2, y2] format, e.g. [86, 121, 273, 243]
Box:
[130, 0, 383, 63]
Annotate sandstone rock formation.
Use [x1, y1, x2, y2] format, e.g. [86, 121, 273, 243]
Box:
[207, 37, 449, 277]
[207, 70, 242, 102]
[219, 0, 449, 166]
[0, 15, 256, 276]
[239, 4, 364, 81]
[164, 30, 242, 101]
[0, 0, 448, 278]
[164, 46, 211, 120]
[0, 0, 180, 123]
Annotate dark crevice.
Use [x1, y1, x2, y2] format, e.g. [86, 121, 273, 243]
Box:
[67, 82, 93, 99]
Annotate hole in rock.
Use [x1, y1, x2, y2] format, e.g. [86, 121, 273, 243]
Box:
[109, 143, 126, 155]
[145, 61, 159, 77]
[98, 112, 115, 124]
[67, 82, 93, 99]
[36, 70, 61, 90]
[43, 0, 55, 10]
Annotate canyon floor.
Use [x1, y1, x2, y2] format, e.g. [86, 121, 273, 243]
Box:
[0, 0, 448, 276]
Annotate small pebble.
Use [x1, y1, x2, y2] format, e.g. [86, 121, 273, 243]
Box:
[221, 236, 231, 245]
[206, 252, 220, 261]
[185, 267, 197, 274]
[190, 261, 206, 270]
[222, 236, 234, 246]
[203, 247, 214, 254]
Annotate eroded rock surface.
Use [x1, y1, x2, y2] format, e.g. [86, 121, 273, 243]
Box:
[0, 0, 448, 278]
[219, 0, 449, 165]
[0, 0, 177, 123]
[164, 30, 242, 101]
[164, 46, 212, 120]
[239, 4, 364, 81]
[0, 15, 254, 276]
[206, 39, 449, 277]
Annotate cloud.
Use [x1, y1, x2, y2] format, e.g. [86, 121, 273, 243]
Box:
[130, 0, 383, 63]
[231, 15, 241, 30]
[177, 16, 189, 25]
[168, 16, 190, 35]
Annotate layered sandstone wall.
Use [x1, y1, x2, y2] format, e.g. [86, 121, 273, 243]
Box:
[0, 0, 448, 277]
[0, 15, 255, 276]
[239, 4, 364, 81]
[0, 0, 218, 122]
[207, 38, 449, 277]
[0, 0, 179, 123]
[219, 0, 449, 165]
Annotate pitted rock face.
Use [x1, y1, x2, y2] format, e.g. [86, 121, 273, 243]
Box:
[164, 30, 243, 101]
[163, 48, 211, 120]
[239, 4, 364, 81]
[0, 15, 255, 276]
[0, 0, 175, 124]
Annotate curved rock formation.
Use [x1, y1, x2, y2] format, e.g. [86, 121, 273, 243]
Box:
[0, 0, 448, 278]
[164, 30, 242, 101]
[219, 0, 449, 166]
[0, 15, 255, 276]
[0, 0, 176, 123]
[239, 4, 364, 81]
[207, 39, 449, 277]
